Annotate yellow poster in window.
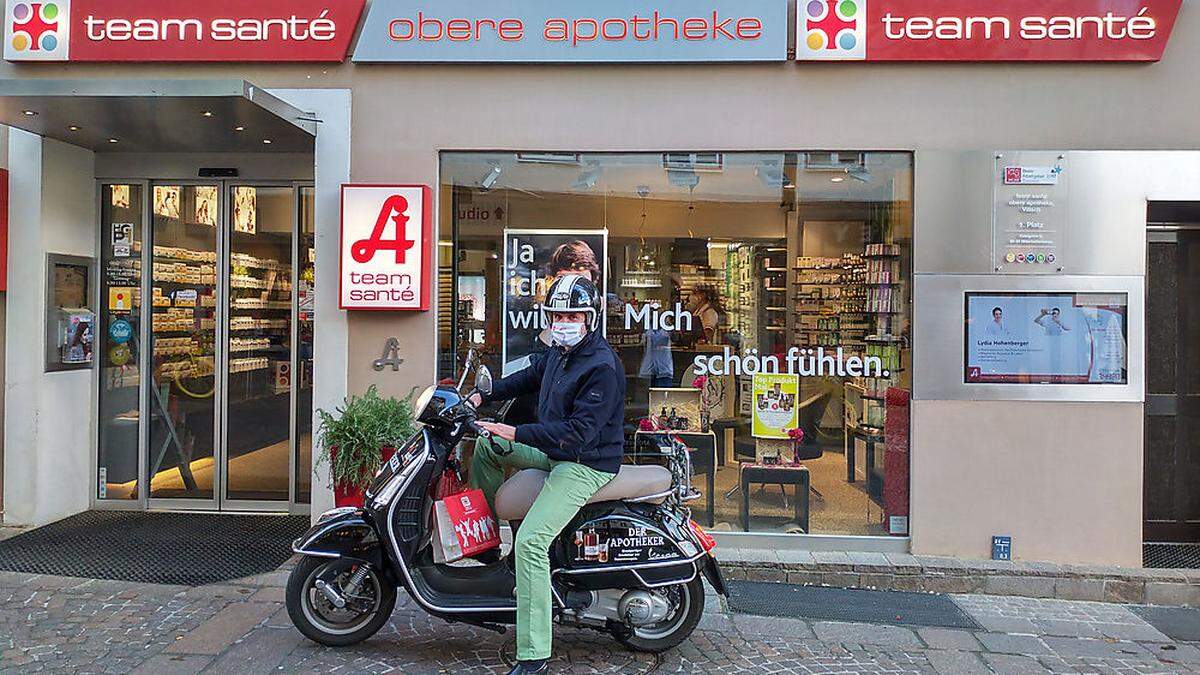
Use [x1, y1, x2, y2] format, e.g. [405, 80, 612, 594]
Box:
[751, 373, 799, 439]
[109, 287, 136, 312]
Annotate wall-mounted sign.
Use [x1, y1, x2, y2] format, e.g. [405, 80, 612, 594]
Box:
[796, 0, 1182, 62]
[993, 151, 1068, 274]
[3, 0, 365, 62]
[353, 0, 788, 63]
[340, 184, 432, 311]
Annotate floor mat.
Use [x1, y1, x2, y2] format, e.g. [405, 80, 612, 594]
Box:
[726, 580, 981, 629]
[1131, 605, 1200, 642]
[0, 511, 308, 586]
[1145, 543, 1200, 569]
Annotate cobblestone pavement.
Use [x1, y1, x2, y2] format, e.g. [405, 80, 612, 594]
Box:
[1, 569, 1198, 674]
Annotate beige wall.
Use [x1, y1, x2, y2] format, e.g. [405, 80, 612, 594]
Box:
[911, 401, 1143, 566]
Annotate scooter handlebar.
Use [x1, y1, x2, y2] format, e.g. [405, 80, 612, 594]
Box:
[467, 420, 492, 440]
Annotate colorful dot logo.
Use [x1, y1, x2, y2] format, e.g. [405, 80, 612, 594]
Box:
[800, 0, 866, 60]
[9, 2, 61, 53]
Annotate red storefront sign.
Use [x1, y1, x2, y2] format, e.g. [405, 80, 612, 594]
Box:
[340, 184, 432, 311]
[796, 0, 1182, 62]
[4, 0, 365, 62]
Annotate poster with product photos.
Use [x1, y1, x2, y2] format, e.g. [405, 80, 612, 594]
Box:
[501, 229, 607, 377]
[153, 186, 180, 219]
[233, 187, 257, 234]
[194, 186, 218, 226]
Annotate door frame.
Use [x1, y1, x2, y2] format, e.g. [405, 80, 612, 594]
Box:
[92, 179, 311, 514]
[1145, 223, 1200, 542]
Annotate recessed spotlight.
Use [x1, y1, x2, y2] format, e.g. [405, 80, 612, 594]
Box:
[262, 139, 272, 145]
[68, 125, 81, 131]
[234, 125, 245, 132]
[21, 110, 37, 116]
[201, 110, 213, 117]
[830, 176, 845, 183]
[108, 138, 119, 144]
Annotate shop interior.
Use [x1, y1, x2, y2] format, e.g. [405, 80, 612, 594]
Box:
[439, 152, 913, 537]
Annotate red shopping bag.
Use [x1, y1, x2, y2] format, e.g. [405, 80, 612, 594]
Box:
[432, 488, 500, 563]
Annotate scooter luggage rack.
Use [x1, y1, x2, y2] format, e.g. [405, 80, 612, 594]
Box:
[634, 432, 702, 515]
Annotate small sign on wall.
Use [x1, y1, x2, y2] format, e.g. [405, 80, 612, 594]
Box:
[340, 184, 432, 311]
[992, 535, 1013, 561]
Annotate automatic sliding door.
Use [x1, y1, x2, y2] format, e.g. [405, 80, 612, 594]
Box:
[224, 186, 294, 503]
[148, 184, 220, 504]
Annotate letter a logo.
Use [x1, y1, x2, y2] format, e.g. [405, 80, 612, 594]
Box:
[352, 194, 415, 264]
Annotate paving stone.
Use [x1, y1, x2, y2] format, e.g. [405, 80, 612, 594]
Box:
[810, 551, 852, 567]
[925, 649, 990, 675]
[775, 550, 815, 566]
[811, 621, 921, 647]
[916, 627, 984, 651]
[1146, 582, 1200, 607]
[847, 551, 891, 571]
[976, 633, 1053, 656]
[731, 613, 815, 640]
[164, 601, 275, 655]
[127, 654, 213, 675]
[883, 553, 921, 573]
[1054, 577, 1106, 602]
[1143, 642, 1200, 663]
[1103, 579, 1145, 604]
[205, 626, 306, 674]
[982, 652, 1053, 674]
[1041, 635, 1151, 659]
[982, 575, 1057, 599]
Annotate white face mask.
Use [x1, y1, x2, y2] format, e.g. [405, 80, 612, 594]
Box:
[550, 321, 587, 348]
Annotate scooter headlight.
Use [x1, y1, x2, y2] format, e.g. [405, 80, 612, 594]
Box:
[414, 385, 437, 421]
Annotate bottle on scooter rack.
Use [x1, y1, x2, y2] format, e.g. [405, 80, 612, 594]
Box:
[285, 350, 727, 654]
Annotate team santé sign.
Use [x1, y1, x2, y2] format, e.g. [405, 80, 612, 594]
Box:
[340, 184, 432, 311]
[796, 0, 1182, 61]
[3, 0, 364, 62]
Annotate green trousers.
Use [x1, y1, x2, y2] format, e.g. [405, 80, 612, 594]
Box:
[470, 436, 615, 661]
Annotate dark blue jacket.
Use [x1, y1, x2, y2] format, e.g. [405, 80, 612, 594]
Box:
[486, 330, 625, 475]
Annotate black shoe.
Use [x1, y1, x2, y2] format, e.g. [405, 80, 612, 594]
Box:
[505, 659, 548, 674]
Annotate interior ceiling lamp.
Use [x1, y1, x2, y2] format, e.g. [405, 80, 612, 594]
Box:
[480, 164, 502, 191]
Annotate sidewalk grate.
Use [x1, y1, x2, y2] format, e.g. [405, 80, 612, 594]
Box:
[1144, 543, 1200, 569]
[1131, 605, 1200, 642]
[0, 511, 307, 586]
[726, 580, 981, 630]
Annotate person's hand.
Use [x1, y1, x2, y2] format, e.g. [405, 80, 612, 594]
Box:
[476, 422, 516, 441]
[467, 392, 483, 407]
[1039, 308, 1049, 316]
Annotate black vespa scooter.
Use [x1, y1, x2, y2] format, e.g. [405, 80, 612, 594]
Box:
[286, 354, 727, 653]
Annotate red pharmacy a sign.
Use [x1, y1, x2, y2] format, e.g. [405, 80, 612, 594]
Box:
[4, 0, 365, 62]
[340, 184, 433, 311]
[796, 0, 1182, 62]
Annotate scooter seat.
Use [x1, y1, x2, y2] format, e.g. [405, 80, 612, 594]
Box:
[494, 465, 673, 522]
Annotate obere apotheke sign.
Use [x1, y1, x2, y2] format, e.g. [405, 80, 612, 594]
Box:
[340, 185, 432, 311]
[4, 0, 364, 62]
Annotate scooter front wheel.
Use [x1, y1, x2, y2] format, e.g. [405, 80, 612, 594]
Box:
[286, 556, 397, 647]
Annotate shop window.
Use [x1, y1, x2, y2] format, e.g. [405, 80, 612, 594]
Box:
[46, 253, 96, 373]
[439, 152, 913, 537]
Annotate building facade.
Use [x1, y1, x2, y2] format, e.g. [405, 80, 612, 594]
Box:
[1, 0, 1198, 568]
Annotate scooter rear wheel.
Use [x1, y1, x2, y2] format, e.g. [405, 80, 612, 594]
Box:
[610, 576, 705, 653]
[286, 556, 397, 647]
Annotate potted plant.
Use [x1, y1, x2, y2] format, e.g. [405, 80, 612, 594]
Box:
[316, 385, 416, 507]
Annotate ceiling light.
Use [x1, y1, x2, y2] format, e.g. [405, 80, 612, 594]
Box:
[68, 125, 81, 131]
[108, 138, 119, 144]
[21, 110, 36, 116]
[202, 111, 213, 117]
[262, 139, 273, 145]
[830, 176, 845, 183]
[234, 126, 245, 132]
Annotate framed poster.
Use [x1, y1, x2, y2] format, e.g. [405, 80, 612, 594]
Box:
[153, 185, 180, 219]
[965, 292, 1128, 385]
[751, 373, 799, 439]
[232, 187, 257, 234]
[501, 229, 608, 376]
[194, 186, 218, 226]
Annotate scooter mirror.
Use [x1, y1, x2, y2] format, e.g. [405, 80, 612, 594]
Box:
[475, 365, 493, 397]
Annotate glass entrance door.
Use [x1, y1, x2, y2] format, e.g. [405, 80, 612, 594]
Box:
[147, 183, 220, 506]
[96, 181, 312, 512]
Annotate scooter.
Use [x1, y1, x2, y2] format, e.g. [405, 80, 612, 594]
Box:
[286, 352, 727, 654]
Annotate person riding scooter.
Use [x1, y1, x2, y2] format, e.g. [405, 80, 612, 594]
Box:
[470, 274, 624, 675]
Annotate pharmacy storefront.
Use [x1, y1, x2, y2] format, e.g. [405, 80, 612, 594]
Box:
[0, 0, 1198, 568]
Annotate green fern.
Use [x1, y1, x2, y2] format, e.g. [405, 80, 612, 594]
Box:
[315, 385, 416, 489]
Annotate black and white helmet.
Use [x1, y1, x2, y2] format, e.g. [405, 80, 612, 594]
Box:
[541, 273, 601, 331]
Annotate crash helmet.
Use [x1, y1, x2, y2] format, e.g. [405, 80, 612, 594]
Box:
[541, 273, 602, 331]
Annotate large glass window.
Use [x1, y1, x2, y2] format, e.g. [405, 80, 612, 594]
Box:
[439, 152, 913, 537]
